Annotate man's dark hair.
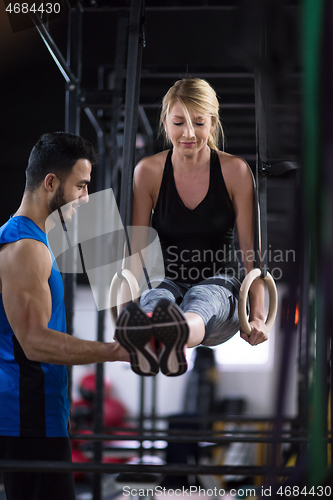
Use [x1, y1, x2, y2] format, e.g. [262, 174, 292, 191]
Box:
[25, 132, 98, 191]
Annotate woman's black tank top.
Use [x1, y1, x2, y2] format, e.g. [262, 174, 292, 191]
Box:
[151, 149, 242, 285]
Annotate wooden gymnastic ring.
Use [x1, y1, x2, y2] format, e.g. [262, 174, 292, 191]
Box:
[238, 268, 278, 335]
[109, 269, 140, 325]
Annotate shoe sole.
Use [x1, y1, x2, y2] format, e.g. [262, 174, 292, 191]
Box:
[115, 303, 159, 376]
[152, 299, 189, 377]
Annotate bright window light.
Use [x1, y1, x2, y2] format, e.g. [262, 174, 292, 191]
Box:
[213, 327, 274, 369]
[211, 287, 279, 370]
[186, 321, 276, 371]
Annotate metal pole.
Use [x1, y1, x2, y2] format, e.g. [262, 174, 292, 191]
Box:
[65, 7, 82, 134]
[83, 108, 108, 500]
[116, 0, 146, 465]
[0, 460, 297, 477]
[111, 14, 128, 204]
[29, 13, 79, 84]
[118, 0, 145, 229]
[253, 13, 300, 492]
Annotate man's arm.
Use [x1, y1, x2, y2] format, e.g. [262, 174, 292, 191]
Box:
[0, 239, 129, 365]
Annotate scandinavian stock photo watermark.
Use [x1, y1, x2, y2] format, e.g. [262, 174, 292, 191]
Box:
[165, 245, 295, 282]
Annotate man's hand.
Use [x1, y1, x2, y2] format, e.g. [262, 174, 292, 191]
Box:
[110, 340, 130, 363]
[240, 318, 268, 346]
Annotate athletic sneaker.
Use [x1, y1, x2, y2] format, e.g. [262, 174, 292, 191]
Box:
[151, 299, 189, 377]
[114, 302, 159, 376]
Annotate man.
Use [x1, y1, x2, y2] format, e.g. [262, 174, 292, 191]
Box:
[0, 132, 129, 500]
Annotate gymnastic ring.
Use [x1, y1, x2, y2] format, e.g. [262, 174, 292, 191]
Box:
[109, 269, 140, 325]
[238, 268, 278, 335]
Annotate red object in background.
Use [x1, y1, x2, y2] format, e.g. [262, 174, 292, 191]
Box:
[71, 373, 130, 481]
[79, 373, 113, 401]
[104, 397, 126, 428]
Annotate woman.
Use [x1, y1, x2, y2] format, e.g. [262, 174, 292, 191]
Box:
[115, 78, 268, 377]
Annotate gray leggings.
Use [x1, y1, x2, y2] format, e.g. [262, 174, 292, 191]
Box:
[140, 275, 242, 347]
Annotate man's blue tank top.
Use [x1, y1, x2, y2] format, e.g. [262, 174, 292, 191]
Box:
[0, 216, 69, 437]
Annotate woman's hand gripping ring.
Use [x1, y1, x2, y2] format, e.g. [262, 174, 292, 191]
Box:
[238, 268, 278, 335]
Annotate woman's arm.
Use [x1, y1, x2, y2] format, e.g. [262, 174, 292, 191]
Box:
[224, 155, 268, 345]
[119, 156, 162, 305]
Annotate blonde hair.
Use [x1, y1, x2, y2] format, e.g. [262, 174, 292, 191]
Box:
[159, 78, 224, 151]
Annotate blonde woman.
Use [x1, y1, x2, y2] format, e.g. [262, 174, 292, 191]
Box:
[115, 78, 268, 377]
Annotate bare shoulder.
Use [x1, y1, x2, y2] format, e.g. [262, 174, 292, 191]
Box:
[0, 239, 52, 282]
[135, 150, 169, 180]
[218, 151, 254, 198]
[133, 150, 169, 204]
[218, 151, 253, 179]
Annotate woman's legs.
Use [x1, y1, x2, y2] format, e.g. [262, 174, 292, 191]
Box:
[183, 312, 205, 347]
[181, 280, 240, 347]
[115, 277, 240, 376]
[140, 278, 185, 312]
[141, 276, 241, 347]
[140, 281, 205, 348]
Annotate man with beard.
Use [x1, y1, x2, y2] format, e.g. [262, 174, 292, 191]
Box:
[0, 132, 129, 500]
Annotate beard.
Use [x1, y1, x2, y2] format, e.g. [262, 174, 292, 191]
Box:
[49, 182, 66, 213]
[49, 182, 74, 226]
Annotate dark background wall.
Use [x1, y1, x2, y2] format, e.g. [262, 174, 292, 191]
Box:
[0, 5, 66, 220]
[0, 0, 301, 282]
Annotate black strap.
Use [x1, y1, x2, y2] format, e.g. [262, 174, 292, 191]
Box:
[156, 280, 185, 303]
[254, 22, 268, 278]
[254, 24, 299, 278]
